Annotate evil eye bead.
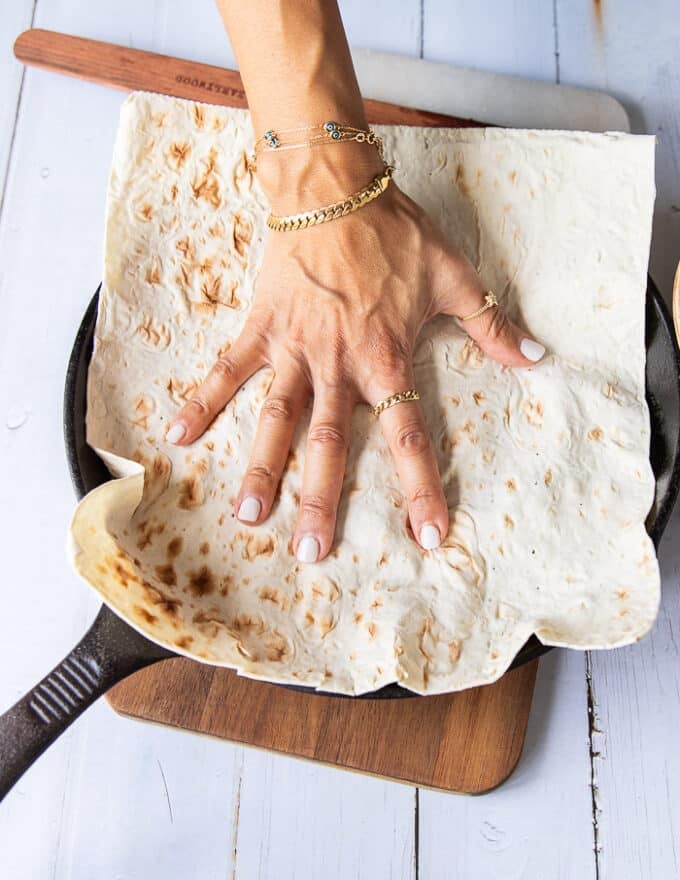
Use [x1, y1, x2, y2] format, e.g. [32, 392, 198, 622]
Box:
[331, 130, 341, 139]
[264, 130, 274, 138]
[324, 121, 338, 132]
[267, 137, 278, 148]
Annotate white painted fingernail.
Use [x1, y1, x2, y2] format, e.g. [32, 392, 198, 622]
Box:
[520, 338, 546, 362]
[297, 535, 320, 564]
[420, 524, 441, 550]
[238, 496, 261, 523]
[166, 422, 187, 444]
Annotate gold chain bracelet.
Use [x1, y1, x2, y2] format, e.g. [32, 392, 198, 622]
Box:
[266, 164, 396, 232]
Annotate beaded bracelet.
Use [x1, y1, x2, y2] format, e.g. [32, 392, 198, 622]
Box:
[249, 120, 387, 168]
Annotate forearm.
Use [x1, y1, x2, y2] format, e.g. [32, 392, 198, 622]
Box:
[216, 0, 384, 209]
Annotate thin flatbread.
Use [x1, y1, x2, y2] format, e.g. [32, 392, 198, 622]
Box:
[68, 92, 659, 695]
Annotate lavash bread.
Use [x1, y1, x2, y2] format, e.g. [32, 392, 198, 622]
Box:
[68, 92, 659, 695]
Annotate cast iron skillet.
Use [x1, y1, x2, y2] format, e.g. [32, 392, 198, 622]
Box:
[1, 278, 679, 802]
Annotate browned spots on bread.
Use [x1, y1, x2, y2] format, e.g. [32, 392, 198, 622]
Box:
[544, 469, 554, 487]
[235, 532, 277, 561]
[155, 563, 177, 587]
[136, 519, 165, 551]
[588, 427, 604, 441]
[187, 565, 216, 597]
[133, 605, 158, 625]
[259, 586, 289, 609]
[504, 514, 515, 529]
[141, 582, 182, 619]
[131, 395, 155, 431]
[233, 149, 255, 193]
[136, 315, 171, 349]
[192, 147, 222, 208]
[506, 479, 517, 493]
[167, 536, 183, 559]
[232, 211, 253, 259]
[192, 103, 206, 128]
[448, 641, 461, 663]
[199, 541, 210, 556]
[472, 391, 485, 406]
[522, 399, 544, 428]
[174, 635, 194, 649]
[264, 630, 290, 662]
[137, 203, 154, 222]
[168, 141, 191, 169]
[458, 339, 484, 367]
[367, 622, 377, 639]
[178, 472, 205, 510]
[482, 447, 496, 465]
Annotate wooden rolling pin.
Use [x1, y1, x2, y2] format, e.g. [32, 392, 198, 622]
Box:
[13, 28, 482, 129]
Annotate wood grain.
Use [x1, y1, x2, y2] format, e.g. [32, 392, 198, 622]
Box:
[13, 28, 482, 129]
[107, 658, 538, 795]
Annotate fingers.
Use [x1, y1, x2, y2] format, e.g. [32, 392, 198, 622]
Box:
[166, 331, 265, 445]
[236, 362, 309, 525]
[436, 252, 546, 367]
[372, 375, 449, 552]
[294, 384, 353, 564]
[462, 296, 546, 367]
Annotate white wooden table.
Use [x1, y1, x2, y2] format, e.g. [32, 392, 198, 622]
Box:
[1, 2, 678, 877]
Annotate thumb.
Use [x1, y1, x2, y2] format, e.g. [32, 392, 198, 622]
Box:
[437, 255, 545, 367]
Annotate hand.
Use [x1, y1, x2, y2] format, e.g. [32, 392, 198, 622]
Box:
[166, 155, 545, 564]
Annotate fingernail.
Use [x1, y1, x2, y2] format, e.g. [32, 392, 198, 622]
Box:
[238, 496, 261, 523]
[166, 422, 187, 444]
[420, 524, 441, 550]
[520, 338, 546, 362]
[297, 535, 320, 564]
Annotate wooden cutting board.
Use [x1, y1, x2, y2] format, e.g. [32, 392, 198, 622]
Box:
[108, 659, 538, 794]
[15, 29, 539, 794]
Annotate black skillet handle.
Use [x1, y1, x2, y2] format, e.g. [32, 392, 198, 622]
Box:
[0, 605, 173, 802]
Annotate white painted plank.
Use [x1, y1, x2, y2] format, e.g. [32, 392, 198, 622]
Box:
[341, 0, 421, 55]
[235, 751, 415, 880]
[419, 651, 597, 880]
[0, 0, 35, 200]
[422, 0, 557, 80]
[556, 0, 680, 298]
[51, 706, 244, 880]
[586, 510, 680, 880]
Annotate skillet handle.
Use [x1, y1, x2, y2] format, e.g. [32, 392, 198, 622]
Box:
[0, 605, 173, 802]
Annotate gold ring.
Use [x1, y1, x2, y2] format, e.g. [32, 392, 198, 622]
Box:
[460, 291, 498, 322]
[372, 389, 420, 417]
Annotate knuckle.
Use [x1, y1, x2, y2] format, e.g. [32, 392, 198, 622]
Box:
[395, 420, 430, 457]
[185, 396, 210, 417]
[409, 484, 440, 505]
[300, 494, 335, 521]
[246, 462, 275, 483]
[308, 421, 347, 450]
[261, 394, 296, 422]
[368, 330, 410, 380]
[479, 305, 508, 342]
[210, 355, 240, 381]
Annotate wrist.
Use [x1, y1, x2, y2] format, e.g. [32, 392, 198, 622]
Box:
[255, 140, 388, 215]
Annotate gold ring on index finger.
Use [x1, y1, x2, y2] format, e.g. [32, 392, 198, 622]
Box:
[372, 389, 420, 417]
[460, 290, 499, 322]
